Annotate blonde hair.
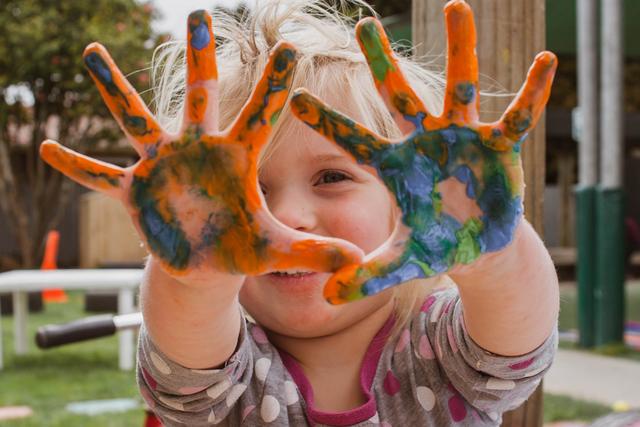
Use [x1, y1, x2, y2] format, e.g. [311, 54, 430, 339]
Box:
[151, 0, 450, 339]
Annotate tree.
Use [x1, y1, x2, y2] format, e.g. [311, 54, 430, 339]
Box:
[0, 0, 164, 267]
[366, 0, 410, 17]
[325, 0, 410, 17]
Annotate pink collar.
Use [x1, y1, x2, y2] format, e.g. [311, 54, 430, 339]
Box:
[277, 314, 395, 426]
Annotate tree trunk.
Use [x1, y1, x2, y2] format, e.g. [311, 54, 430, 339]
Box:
[412, 0, 548, 425]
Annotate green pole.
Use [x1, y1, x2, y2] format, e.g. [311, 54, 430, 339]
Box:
[575, 186, 596, 347]
[594, 187, 625, 345]
[596, 0, 625, 346]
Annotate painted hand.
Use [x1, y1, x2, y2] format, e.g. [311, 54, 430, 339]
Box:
[290, 0, 557, 303]
[40, 10, 362, 283]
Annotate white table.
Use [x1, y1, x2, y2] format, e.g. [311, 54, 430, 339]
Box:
[0, 269, 143, 370]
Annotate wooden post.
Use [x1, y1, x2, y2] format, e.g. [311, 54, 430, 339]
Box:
[412, 0, 547, 426]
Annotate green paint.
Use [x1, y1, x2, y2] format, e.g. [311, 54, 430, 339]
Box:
[454, 218, 482, 264]
[270, 109, 281, 126]
[410, 259, 436, 276]
[359, 21, 395, 83]
[122, 110, 152, 137]
[504, 109, 532, 136]
[86, 171, 122, 188]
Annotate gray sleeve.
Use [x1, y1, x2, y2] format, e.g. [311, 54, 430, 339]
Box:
[136, 320, 254, 426]
[412, 287, 558, 417]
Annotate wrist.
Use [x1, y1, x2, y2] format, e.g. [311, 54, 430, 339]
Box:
[449, 218, 527, 281]
[146, 255, 245, 292]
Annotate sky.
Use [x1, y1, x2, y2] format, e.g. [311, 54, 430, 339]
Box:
[152, 0, 253, 38]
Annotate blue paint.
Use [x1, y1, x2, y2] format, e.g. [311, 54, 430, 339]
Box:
[362, 260, 425, 296]
[145, 142, 160, 159]
[413, 217, 460, 273]
[402, 111, 426, 133]
[197, 213, 222, 249]
[454, 82, 476, 105]
[121, 110, 151, 137]
[452, 165, 476, 198]
[478, 200, 522, 252]
[505, 110, 532, 135]
[84, 53, 113, 85]
[189, 11, 210, 50]
[512, 135, 527, 153]
[132, 177, 191, 269]
[84, 52, 130, 107]
[296, 100, 526, 299]
[140, 206, 191, 268]
[274, 48, 296, 72]
[478, 180, 522, 252]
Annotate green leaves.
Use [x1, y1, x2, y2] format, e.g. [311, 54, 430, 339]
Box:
[0, 0, 163, 150]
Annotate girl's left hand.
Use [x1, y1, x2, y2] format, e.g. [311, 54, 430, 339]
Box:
[291, 0, 557, 304]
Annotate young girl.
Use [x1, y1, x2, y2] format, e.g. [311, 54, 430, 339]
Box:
[41, 0, 559, 425]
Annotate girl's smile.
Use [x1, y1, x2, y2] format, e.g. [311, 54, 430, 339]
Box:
[239, 108, 397, 337]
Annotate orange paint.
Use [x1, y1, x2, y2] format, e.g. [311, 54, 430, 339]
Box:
[42, 16, 362, 283]
[292, 2, 557, 304]
[186, 10, 218, 85]
[83, 43, 162, 155]
[187, 87, 208, 124]
[442, 0, 480, 125]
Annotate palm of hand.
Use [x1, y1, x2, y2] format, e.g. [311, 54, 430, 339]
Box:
[41, 11, 362, 282]
[291, 0, 557, 303]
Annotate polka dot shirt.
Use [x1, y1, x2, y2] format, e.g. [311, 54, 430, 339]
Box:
[137, 287, 557, 426]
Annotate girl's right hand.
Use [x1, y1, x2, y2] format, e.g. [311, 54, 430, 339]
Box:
[40, 10, 363, 286]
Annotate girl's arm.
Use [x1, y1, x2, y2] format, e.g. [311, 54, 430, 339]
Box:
[449, 219, 559, 356]
[140, 256, 245, 369]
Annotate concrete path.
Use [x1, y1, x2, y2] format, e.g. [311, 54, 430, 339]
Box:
[544, 348, 640, 408]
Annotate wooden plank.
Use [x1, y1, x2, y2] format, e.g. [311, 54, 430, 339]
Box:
[79, 192, 146, 268]
[412, 0, 548, 425]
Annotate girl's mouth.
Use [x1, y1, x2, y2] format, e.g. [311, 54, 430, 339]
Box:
[269, 271, 315, 278]
[264, 270, 324, 289]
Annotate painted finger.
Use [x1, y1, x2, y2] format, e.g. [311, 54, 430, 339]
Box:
[355, 18, 434, 133]
[480, 51, 557, 151]
[40, 140, 125, 198]
[441, 0, 480, 125]
[83, 43, 164, 158]
[322, 223, 422, 304]
[269, 234, 365, 274]
[227, 42, 297, 152]
[290, 88, 391, 164]
[184, 10, 219, 133]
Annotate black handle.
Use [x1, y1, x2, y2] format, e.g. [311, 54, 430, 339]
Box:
[35, 314, 117, 349]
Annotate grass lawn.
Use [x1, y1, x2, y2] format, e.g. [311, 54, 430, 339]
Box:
[0, 289, 630, 426]
[0, 291, 143, 426]
[543, 393, 611, 423]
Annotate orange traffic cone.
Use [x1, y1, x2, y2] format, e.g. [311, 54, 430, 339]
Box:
[41, 230, 68, 303]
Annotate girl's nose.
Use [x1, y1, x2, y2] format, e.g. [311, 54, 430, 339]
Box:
[267, 192, 318, 233]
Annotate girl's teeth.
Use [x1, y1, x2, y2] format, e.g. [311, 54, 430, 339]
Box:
[273, 271, 311, 277]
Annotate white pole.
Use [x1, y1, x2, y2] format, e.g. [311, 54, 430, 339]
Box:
[600, 0, 623, 188]
[578, 0, 599, 186]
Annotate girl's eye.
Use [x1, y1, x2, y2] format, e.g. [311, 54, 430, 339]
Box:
[316, 170, 350, 185]
[259, 182, 267, 195]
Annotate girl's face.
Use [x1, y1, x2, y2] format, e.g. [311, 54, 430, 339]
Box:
[239, 115, 397, 338]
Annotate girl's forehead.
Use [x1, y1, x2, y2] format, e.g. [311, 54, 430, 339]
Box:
[273, 118, 346, 158]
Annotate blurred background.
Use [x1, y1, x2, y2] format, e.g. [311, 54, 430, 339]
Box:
[0, 0, 638, 426]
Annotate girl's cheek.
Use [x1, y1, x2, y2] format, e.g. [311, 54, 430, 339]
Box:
[319, 199, 390, 253]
